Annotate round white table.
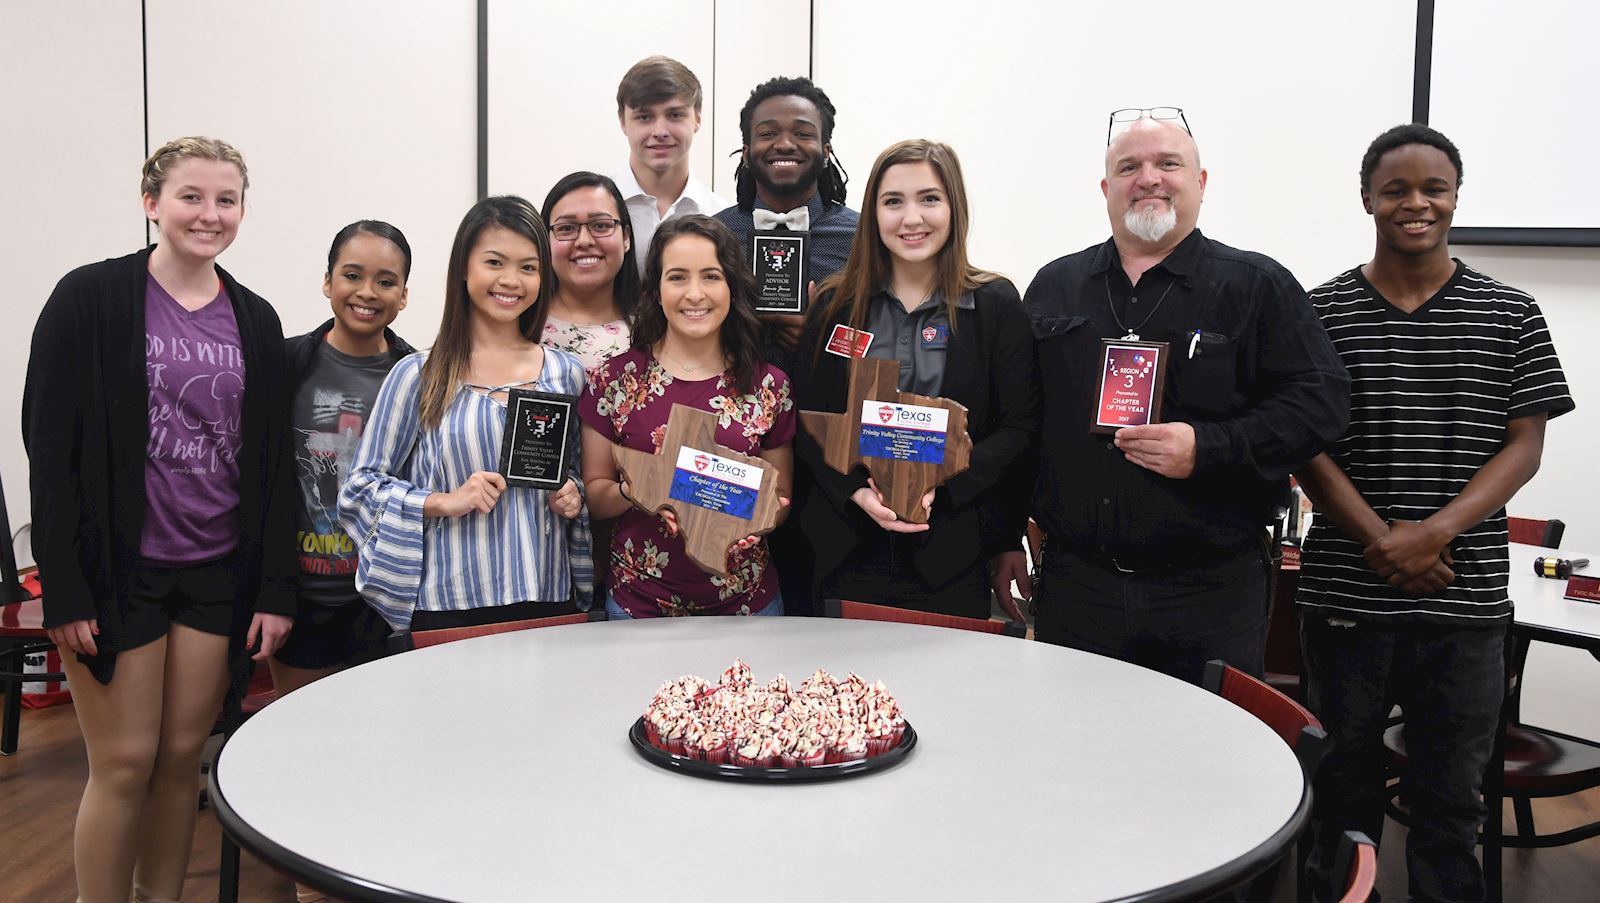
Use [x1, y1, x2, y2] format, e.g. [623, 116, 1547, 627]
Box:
[211, 617, 1308, 902]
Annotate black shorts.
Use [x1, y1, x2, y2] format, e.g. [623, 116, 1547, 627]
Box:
[274, 597, 392, 670]
[122, 555, 241, 651]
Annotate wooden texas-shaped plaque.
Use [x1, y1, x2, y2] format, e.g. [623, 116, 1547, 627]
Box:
[612, 404, 783, 576]
[798, 358, 972, 524]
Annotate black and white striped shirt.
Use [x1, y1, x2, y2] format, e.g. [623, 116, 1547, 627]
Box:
[1297, 262, 1574, 623]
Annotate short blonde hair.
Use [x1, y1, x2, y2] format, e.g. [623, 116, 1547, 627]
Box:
[140, 136, 249, 198]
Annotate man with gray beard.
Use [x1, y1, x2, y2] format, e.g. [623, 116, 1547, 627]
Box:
[997, 109, 1349, 684]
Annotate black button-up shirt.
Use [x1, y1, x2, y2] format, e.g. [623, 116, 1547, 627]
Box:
[1024, 229, 1350, 568]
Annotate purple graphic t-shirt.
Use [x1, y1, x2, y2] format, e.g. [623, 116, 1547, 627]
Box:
[141, 275, 245, 565]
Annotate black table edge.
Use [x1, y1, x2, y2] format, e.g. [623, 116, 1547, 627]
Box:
[208, 732, 456, 903]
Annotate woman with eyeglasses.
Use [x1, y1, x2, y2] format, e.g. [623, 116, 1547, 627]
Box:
[539, 172, 641, 376]
[793, 139, 1040, 621]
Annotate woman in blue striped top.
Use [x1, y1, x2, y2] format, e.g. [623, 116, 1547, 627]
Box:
[339, 196, 593, 631]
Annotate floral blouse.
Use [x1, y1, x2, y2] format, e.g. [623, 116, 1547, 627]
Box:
[542, 314, 631, 377]
[578, 349, 796, 617]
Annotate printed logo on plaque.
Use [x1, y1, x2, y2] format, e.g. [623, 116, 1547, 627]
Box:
[668, 446, 762, 520]
[858, 400, 949, 464]
[750, 230, 808, 315]
[1092, 339, 1169, 434]
[497, 389, 577, 489]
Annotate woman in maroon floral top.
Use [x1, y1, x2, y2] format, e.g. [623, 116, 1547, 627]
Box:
[579, 216, 796, 617]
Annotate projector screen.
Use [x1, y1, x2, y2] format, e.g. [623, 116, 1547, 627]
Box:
[1419, 0, 1599, 246]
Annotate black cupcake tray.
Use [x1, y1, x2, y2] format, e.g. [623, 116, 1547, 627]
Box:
[628, 717, 917, 783]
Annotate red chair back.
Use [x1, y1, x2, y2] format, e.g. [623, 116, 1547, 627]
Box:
[406, 612, 595, 650]
[1203, 659, 1329, 778]
[1508, 516, 1564, 548]
[1334, 830, 1377, 903]
[826, 599, 1025, 637]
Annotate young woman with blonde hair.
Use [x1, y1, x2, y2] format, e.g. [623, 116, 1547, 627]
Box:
[24, 136, 296, 903]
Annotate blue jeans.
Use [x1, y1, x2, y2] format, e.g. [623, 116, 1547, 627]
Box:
[1301, 614, 1506, 903]
[604, 591, 784, 620]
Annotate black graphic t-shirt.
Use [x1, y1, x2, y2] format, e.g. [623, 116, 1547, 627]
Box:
[293, 341, 398, 605]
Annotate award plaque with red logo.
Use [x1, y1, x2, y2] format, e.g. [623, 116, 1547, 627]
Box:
[751, 230, 808, 314]
[1091, 339, 1169, 434]
[497, 389, 577, 490]
[612, 404, 784, 576]
[798, 358, 972, 524]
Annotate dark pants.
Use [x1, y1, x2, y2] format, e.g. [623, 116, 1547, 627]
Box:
[1301, 615, 1506, 903]
[1033, 542, 1271, 684]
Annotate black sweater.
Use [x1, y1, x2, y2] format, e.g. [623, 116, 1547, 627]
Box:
[285, 318, 418, 386]
[23, 247, 296, 683]
[791, 278, 1041, 590]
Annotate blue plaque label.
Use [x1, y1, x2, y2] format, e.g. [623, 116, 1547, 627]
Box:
[667, 446, 762, 520]
[857, 400, 949, 464]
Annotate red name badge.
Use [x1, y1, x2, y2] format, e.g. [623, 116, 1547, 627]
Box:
[1566, 574, 1600, 604]
[825, 324, 874, 359]
[1092, 339, 1169, 434]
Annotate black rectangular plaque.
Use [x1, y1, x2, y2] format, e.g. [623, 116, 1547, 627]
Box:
[498, 389, 576, 489]
[751, 230, 808, 314]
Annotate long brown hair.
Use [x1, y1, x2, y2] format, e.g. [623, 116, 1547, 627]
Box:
[630, 215, 767, 394]
[812, 139, 999, 360]
[420, 196, 553, 429]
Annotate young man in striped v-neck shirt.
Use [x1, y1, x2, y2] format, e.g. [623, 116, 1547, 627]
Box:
[1295, 124, 1574, 903]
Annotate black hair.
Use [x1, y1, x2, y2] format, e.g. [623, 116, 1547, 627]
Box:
[420, 196, 552, 428]
[326, 220, 412, 280]
[630, 215, 766, 394]
[540, 171, 641, 320]
[1360, 124, 1464, 193]
[732, 76, 849, 211]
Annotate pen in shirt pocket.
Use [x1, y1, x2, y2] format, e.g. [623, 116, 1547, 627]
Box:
[1188, 330, 1201, 359]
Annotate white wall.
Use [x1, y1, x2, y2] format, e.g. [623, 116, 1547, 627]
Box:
[1, 1, 145, 558]
[144, 0, 476, 347]
[485, 0, 717, 201]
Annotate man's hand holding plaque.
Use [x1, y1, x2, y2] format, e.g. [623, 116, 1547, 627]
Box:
[612, 404, 785, 576]
[798, 358, 972, 524]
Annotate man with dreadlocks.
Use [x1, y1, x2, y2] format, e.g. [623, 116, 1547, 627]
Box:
[715, 75, 857, 374]
[715, 75, 858, 618]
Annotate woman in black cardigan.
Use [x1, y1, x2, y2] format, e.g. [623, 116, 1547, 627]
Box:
[792, 140, 1039, 620]
[22, 137, 294, 903]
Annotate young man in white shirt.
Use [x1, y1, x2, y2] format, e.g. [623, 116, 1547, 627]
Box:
[610, 55, 729, 273]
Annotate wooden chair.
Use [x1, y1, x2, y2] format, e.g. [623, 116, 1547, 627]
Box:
[1203, 659, 1329, 779]
[390, 609, 607, 652]
[823, 598, 1026, 637]
[1507, 516, 1564, 548]
[1204, 659, 1330, 903]
[1329, 830, 1377, 903]
[0, 596, 59, 757]
[1385, 512, 1600, 850]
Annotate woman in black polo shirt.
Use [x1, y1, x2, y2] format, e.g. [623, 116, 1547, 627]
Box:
[792, 139, 1040, 620]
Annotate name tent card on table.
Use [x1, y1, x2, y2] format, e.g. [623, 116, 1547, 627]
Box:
[497, 389, 577, 489]
[612, 405, 784, 576]
[798, 358, 972, 524]
[1092, 338, 1169, 434]
[1566, 574, 1600, 604]
[750, 230, 808, 315]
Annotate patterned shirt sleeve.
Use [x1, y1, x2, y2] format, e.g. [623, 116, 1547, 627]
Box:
[1509, 298, 1576, 420]
[337, 353, 431, 629]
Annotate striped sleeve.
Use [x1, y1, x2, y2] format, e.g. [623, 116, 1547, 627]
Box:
[553, 351, 594, 607]
[338, 353, 431, 630]
[1509, 298, 1575, 420]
